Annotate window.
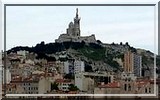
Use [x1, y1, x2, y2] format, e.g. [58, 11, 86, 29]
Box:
[149, 88, 151, 93]
[128, 78, 131, 82]
[128, 85, 131, 91]
[124, 84, 127, 91]
[145, 88, 147, 93]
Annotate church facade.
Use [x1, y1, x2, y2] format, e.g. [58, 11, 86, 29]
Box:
[55, 8, 97, 43]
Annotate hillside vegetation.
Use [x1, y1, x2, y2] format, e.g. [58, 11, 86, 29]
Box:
[7, 41, 159, 72]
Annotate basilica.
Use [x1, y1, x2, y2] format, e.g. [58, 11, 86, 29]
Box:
[55, 8, 97, 43]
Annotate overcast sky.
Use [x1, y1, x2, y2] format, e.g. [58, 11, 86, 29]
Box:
[5, 6, 156, 53]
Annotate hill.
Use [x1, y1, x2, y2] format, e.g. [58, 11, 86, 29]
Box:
[7, 41, 159, 73]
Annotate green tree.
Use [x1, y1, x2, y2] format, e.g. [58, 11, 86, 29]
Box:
[51, 82, 59, 90]
[111, 42, 115, 45]
[125, 42, 129, 46]
[120, 42, 123, 45]
[68, 84, 79, 91]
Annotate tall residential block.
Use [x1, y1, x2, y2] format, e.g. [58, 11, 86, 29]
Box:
[123, 51, 142, 77]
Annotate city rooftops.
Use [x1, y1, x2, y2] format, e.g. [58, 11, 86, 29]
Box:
[98, 82, 120, 88]
[55, 79, 71, 83]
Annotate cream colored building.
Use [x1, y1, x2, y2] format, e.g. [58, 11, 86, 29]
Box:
[75, 73, 94, 93]
[38, 76, 51, 94]
[8, 75, 51, 94]
[94, 82, 120, 94]
[2, 68, 11, 84]
[25, 59, 35, 65]
[17, 50, 29, 58]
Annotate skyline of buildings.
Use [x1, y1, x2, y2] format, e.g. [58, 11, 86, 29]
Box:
[1, 7, 159, 99]
[1, 48, 157, 97]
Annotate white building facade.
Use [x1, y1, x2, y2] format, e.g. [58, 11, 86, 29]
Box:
[74, 60, 84, 74]
[2, 68, 11, 84]
[133, 54, 142, 77]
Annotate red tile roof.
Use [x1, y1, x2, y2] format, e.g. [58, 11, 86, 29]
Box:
[55, 79, 71, 83]
[136, 80, 150, 87]
[150, 79, 160, 84]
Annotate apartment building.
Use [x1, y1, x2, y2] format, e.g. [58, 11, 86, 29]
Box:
[123, 51, 142, 77]
[8, 75, 51, 94]
[74, 60, 84, 74]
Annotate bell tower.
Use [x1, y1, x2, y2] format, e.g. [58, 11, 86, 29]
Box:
[74, 8, 81, 37]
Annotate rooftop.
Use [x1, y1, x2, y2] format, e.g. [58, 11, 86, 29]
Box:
[98, 82, 120, 88]
[55, 79, 71, 83]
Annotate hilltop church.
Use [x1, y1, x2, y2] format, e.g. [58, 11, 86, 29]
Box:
[55, 8, 97, 43]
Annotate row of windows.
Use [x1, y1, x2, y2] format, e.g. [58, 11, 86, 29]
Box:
[60, 87, 68, 90]
[24, 87, 38, 90]
[23, 83, 38, 86]
[24, 92, 38, 94]
[23, 83, 31, 86]
[62, 87, 68, 89]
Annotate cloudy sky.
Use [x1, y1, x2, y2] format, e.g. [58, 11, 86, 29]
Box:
[5, 5, 156, 53]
